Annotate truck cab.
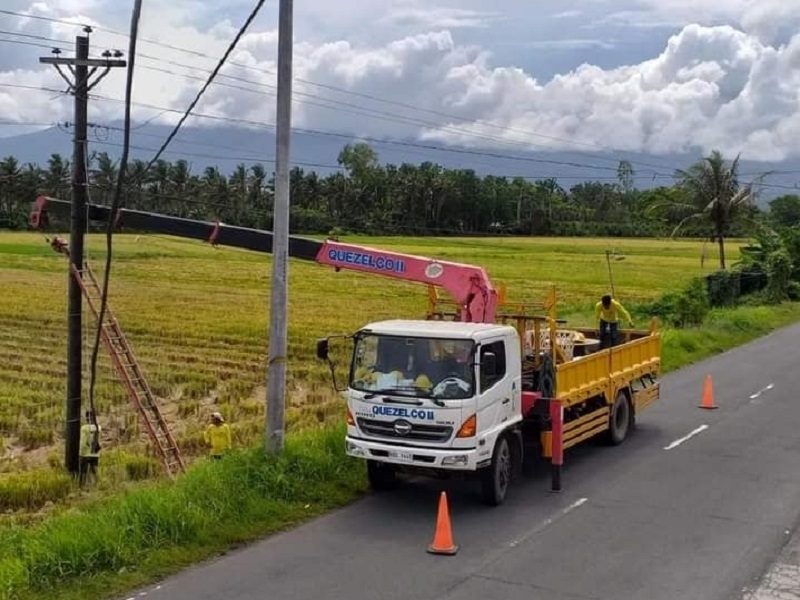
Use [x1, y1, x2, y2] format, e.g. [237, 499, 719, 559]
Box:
[318, 319, 525, 505]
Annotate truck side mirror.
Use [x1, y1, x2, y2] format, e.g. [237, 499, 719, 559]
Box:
[316, 338, 329, 361]
[482, 352, 497, 377]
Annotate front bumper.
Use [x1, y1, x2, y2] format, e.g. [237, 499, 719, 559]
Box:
[345, 436, 488, 471]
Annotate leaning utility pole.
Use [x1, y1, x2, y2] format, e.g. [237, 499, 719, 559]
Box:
[39, 30, 126, 475]
[266, 0, 294, 455]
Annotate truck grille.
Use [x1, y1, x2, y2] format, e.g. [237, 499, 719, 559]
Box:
[356, 418, 453, 443]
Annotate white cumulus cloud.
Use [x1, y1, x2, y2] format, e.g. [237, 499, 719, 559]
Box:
[1, 1, 800, 163]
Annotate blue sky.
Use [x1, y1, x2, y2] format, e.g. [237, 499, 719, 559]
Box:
[1, 0, 800, 161]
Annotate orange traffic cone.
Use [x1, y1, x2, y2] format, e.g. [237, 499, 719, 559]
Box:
[427, 491, 459, 555]
[699, 374, 718, 409]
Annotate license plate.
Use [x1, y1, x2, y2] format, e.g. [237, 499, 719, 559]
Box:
[388, 450, 413, 462]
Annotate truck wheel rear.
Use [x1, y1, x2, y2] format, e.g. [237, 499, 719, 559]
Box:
[604, 390, 632, 446]
[367, 460, 397, 491]
[481, 435, 512, 506]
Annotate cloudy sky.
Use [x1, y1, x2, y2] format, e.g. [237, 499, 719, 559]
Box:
[1, 0, 800, 162]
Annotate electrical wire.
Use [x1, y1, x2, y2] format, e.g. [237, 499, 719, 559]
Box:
[87, 0, 142, 427]
[137, 0, 266, 179]
[4, 7, 800, 183]
[0, 62, 794, 190]
[0, 8, 689, 172]
[1, 79, 798, 192]
[2, 83, 796, 194]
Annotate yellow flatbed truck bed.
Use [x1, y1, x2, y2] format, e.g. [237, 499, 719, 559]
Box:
[537, 326, 662, 457]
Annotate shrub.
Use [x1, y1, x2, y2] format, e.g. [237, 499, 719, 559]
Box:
[705, 269, 740, 307]
[646, 277, 710, 327]
[765, 248, 793, 303]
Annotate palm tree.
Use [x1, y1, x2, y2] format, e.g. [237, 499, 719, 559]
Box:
[648, 150, 765, 269]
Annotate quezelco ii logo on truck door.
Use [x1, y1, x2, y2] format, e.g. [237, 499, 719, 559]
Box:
[393, 420, 413, 436]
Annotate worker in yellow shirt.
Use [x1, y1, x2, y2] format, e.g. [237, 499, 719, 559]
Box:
[204, 412, 232, 460]
[79, 409, 101, 486]
[595, 294, 634, 349]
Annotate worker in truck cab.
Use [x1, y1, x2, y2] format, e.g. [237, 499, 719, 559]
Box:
[595, 294, 634, 349]
[431, 342, 473, 398]
[353, 338, 433, 393]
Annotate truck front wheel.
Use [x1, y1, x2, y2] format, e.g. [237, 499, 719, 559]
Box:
[481, 435, 512, 506]
[366, 460, 397, 491]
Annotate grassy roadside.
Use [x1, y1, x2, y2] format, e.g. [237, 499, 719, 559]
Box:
[659, 302, 800, 372]
[0, 424, 367, 600]
[2, 301, 799, 600]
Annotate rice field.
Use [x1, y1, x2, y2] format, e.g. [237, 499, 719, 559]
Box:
[0, 231, 739, 472]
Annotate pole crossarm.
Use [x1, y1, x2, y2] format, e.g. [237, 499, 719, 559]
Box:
[39, 57, 127, 68]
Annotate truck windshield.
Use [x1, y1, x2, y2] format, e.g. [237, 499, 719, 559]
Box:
[350, 334, 475, 400]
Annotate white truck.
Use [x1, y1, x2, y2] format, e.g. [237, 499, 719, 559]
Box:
[317, 310, 662, 506]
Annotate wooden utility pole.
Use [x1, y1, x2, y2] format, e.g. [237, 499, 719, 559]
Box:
[39, 30, 126, 474]
[266, 0, 293, 455]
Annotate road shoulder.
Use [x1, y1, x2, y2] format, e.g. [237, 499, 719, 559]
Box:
[743, 524, 800, 599]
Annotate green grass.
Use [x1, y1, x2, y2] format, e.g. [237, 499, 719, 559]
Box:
[0, 422, 367, 600]
[660, 303, 800, 372]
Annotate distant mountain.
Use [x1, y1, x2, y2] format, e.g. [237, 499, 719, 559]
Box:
[1, 121, 797, 205]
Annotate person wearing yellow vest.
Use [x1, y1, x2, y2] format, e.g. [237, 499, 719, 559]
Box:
[595, 294, 634, 349]
[79, 409, 101, 486]
[204, 411, 232, 460]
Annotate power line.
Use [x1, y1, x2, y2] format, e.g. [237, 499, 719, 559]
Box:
[78, 135, 673, 183]
[0, 28, 69, 46]
[0, 8, 92, 29]
[0, 34, 690, 173]
[7, 9, 800, 189]
[88, 0, 143, 432]
[138, 0, 267, 178]
[129, 56, 633, 168]
[0, 35, 65, 51]
[108, 35, 684, 171]
[2, 82, 798, 191]
[1, 32, 787, 186]
[0, 119, 53, 127]
[0, 7, 681, 172]
[89, 92, 666, 175]
[125, 51, 681, 173]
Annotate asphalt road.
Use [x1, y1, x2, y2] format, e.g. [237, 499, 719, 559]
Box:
[122, 322, 800, 600]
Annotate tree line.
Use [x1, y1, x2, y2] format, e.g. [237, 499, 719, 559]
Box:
[1, 143, 799, 254]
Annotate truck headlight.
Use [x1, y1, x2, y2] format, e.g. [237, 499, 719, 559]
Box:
[346, 441, 365, 457]
[442, 454, 468, 466]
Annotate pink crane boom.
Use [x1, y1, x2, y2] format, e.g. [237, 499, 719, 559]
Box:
[30, 196, 499, 323]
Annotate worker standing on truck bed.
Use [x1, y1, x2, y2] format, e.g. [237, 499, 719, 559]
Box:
[595, 294, 634, 349]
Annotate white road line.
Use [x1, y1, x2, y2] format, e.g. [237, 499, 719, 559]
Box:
[508, 497, 587, 548]
[749, 383, 775, 400]
[664, 425, 709, 450]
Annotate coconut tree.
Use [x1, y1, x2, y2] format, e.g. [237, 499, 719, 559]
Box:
[648, 150, 765, 269]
